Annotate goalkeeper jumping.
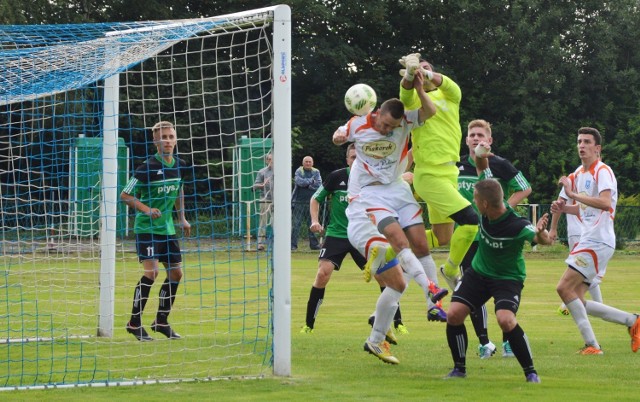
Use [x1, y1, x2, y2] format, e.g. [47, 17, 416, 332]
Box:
[398, 53, 479, 313]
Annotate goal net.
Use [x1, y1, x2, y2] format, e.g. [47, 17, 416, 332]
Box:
[0, 5, 291, 390]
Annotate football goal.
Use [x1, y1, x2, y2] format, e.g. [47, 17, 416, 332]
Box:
[0, 4, 291, 390]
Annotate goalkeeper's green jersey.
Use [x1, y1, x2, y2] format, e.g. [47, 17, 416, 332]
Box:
[399, 75, 462, 166]
[121, 154, 186, 236]
[472, 205, 537, 282]
[311, 167, 349, 238]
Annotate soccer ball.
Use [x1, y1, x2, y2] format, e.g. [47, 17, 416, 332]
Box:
[344, 83, 377, 116]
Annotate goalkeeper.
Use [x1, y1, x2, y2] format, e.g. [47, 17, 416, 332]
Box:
[398, 53, 479, 290]
[121, 121, 191, 341]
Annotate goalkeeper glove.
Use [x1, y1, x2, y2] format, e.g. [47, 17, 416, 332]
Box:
[398, 53, 421, 81]
[398, 66, 434, 81]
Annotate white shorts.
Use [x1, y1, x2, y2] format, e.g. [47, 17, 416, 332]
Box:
[565, 240, 613, 287]
[346, 180, 423, 260]
[568, 235, 580, 251]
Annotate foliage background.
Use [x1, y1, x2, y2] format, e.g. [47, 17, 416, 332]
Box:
[2, 0, 640, 203]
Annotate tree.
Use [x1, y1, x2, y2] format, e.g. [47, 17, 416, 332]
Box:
[3, 0, 640, 201]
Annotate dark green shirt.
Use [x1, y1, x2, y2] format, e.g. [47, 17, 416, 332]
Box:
[472, 206, 536, 282]
[122, 154, 186, 235]
[312, 167, 349, 238]
[458, 154, 530, 211]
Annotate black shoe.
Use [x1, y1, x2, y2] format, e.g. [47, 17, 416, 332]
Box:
[310, 245, 321, 250]
[126, 322, 153, 341]
[151, 320, 181, 339]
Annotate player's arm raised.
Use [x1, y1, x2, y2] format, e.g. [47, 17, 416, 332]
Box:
[333, 127, 348, 145]
[414, 69, 436, 123]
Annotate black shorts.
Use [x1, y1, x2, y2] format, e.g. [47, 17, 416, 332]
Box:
[451, 268, 523, 315]
[318, 236, 367, 271]
[135, 233, 182, 264]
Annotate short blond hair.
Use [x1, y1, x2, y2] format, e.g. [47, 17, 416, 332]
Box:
[151, 121, 175, 138]
[468, 119, 492, 137]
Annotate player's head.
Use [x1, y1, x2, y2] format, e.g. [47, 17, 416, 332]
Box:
[576, 127, 601, 162]
[419, 58, 437, 91]
[473, 179, 504, 214]
[265, 152, 273, 166]
[419, 58, 434, 71]
[466, 119, 493, 152]
[151, 121, 177, 155]
[375, 98, 404, 135]
[578, 127, 601, 145]
[346, 143, 356, 167]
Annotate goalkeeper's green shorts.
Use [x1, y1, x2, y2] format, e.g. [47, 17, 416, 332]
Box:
[414, 163, 471, 225]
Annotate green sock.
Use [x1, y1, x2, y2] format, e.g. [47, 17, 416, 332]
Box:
[443, 224, 477, 277]
[425, 229, 439, 249]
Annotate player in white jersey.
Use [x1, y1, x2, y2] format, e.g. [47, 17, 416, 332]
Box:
[550, 171, 604, 316]
[552, 127, 640, 355]
[333, 69, 447, 364]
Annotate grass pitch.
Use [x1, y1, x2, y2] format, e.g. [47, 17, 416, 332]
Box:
[6, 249, 640, 401]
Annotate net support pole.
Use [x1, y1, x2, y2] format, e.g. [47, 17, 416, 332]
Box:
[98, 73, 120, 337]
[271, 4, 292, 377]
[245, 201, 252, 251]
[530, 204, 538, 252]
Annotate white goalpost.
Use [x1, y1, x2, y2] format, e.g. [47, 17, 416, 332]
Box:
[0, 4, 291, 390]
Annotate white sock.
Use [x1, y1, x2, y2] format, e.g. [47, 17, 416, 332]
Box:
[585, 300, 636, 326]
[397, 248, 431, 306]
[418, 255, 438, 309]
[566, 299, 600, 348]
[588, 286, 603, 303]
[369, 287, 402, 343]
[418, 255, 438, 284]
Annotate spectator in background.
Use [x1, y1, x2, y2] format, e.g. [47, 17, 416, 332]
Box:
[253, 152, 273, 251]
[291, 155, 322, 250]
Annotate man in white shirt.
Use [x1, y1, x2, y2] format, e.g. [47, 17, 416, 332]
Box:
[553, 127, 640, 355]
[333, 69, 446, 365]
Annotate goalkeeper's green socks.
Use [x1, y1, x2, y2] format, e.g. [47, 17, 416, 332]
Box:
[425, 229, 439, 249]
[442, 224, 477, 277]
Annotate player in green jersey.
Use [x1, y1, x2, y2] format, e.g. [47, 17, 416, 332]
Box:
[121, 121, 191, 341]
[301, 144, 407, 339]
[444, 151, 551, 383]
[456, 119, 532, 358]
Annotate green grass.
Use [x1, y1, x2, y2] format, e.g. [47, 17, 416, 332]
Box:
[1, 250, 272, 386]
[4, 250, 640, 401]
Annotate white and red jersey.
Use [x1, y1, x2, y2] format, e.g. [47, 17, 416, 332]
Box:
[572, 160, 617, 248]
[559, 172, 582, 247]
[339, 109, 421, 198]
